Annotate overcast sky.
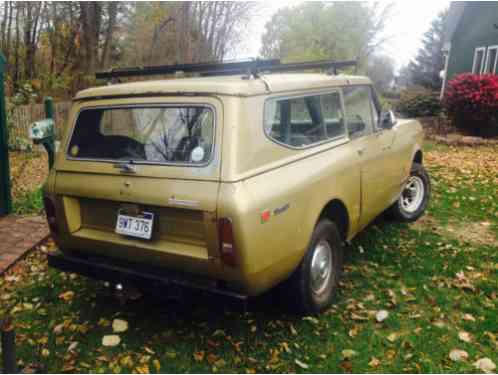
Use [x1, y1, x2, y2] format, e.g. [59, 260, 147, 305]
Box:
[238, 0, 450, 70]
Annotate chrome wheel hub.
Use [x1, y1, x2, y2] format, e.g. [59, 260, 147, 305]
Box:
[310, 240, 333, 295]
[400, 175, 424, 213]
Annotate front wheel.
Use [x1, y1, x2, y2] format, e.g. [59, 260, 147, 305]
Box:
[286, 219, 343, 314]
[389, 163, 431, 222]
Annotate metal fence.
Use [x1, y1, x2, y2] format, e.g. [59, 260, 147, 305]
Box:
[8, 101, 70, 142]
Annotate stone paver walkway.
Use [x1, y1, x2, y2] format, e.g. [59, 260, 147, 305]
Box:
[0, 215, 49, 274]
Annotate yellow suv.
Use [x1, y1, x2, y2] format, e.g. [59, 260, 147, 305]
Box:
[42, 60, 430, 314]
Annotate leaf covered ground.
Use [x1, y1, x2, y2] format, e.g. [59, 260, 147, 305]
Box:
[8, 150, 47, 214]
[0, 143, 497, 373]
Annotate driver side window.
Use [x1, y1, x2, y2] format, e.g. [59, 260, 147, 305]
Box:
[343, 86, 374, 139]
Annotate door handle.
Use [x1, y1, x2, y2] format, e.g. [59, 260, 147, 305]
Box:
[357, 147, 366, 156]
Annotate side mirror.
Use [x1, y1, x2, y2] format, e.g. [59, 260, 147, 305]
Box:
[380, 110, 397, 129]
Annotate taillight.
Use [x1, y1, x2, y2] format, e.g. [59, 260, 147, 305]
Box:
[218, 218, 237, 267]
[43, 197, 59, 234]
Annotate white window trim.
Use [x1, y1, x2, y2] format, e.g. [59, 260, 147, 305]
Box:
[472, 47, 486, 74]
[484, 45, 498, 74]
[440, 45, 451, 99]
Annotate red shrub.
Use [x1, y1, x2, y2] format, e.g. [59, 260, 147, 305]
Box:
[443, 73, 498, 137]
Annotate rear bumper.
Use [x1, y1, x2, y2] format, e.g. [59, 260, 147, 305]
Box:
[47, 250, 248, 301]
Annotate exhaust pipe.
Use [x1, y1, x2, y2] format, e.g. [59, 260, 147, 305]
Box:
[113, 282, 142, 304]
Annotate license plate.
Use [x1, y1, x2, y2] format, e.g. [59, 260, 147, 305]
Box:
[115, 211, 154, 240]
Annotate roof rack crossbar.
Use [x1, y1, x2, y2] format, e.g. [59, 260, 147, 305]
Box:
[258, 60, 357, 75]
[95, 59, 357, 80]
[95, 59, 280, 80]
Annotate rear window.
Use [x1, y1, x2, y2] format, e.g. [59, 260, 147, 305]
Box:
[68, 106, 214, 165]
[264, 91, 345, 148]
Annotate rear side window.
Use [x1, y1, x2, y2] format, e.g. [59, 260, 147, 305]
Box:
[264, 91, 345, 148]
[68, 106, 214, 165]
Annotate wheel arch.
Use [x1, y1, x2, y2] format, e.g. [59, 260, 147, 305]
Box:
[317, 199, 350, 242]
[413, 149, 423, 165]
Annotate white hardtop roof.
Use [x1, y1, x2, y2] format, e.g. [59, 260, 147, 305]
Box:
[75, 73, 372, 100]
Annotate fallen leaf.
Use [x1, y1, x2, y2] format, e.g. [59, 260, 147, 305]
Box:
[53, 323, 64, 335]
[144, 347, 155, 355]
[375, 310, 389, 322]
[463, 313, 476, 322]
[102, 335, 121, 347]
[166, 351, 176, 359]
[341, 349, 357, 359]
[135, 365, 149, 374]
[98, 318, 111, 327]
[386, 332, 399, 342]
[348, 327, 358, 338]
[473, 358, 496, 373]
[139, 355, 150, 364]
[449, 349, 468, 362]
[58, 291, 75, 302]
[369, 357, 381, 368]
[289, 324, 298, 335]
[433, 321, 446, 328]
[153, 359, 160, 372]
[112, 319, 128, 333]
[295, 359, 309, 369]
[351, 312, 369, 321]
[458, 331, 472, 343]
[303, 316, 320, 325]
[212, 329, 225, 337]
[280, 342, 291, 353]
[120, 355, 133, 367]
[193, 351, 205, 362]
[385, 349, 396, 360]
[207, 354, 218, 365]
[214, 358, 226, 368]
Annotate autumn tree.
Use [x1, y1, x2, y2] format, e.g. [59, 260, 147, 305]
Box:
[407, 10, 448, 90]
[367, 54, 396, 93]
[260, 2, 393, 70]
[123, 2, 259, 67]
[0, 2, 261, 98]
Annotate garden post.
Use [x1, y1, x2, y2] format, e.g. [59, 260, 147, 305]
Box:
[1, 318, 17, 373]
[0, 52, 11, 216]
[43, 96, 55, 169]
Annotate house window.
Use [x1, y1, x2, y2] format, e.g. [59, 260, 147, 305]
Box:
[484, 46, 498, 74]
[472, 47, 486, 74]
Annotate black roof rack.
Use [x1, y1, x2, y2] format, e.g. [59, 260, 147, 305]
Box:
[95, 59, 357, 81]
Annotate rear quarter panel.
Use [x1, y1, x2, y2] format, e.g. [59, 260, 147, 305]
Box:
[218, 95, 361, 295]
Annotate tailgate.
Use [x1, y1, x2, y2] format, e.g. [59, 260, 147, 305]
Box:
[52, 96, 223, 273]
[55, 172, 220, 265]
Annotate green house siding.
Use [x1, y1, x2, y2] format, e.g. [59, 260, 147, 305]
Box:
[446, 3, 498, 81]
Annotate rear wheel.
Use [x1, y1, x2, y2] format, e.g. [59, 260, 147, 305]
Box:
[389, 163, 431, 222]
[287, 219, 343, 314]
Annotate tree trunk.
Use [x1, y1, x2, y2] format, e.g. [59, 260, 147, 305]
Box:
[13, 2, 19, 91]
[99, 2, 118, 69]
[79, 2, 102, 75]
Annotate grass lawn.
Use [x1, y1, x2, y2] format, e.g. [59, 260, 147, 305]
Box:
[1, 143, 497, 373]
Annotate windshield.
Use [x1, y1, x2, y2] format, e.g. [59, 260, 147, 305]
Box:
[67, 106, 214, 165]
